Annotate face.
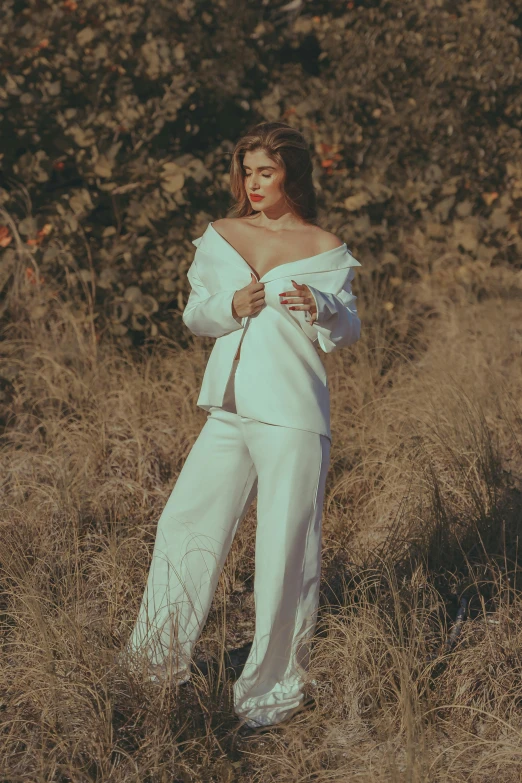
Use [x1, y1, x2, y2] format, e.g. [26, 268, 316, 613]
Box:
[242, 148, 286, 212]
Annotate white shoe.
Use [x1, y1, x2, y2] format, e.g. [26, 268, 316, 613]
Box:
[116, 650, 190, 685]
[243, 714, 274, 729]
[147, 662, 191, 685]
[239, 696, 316, 731]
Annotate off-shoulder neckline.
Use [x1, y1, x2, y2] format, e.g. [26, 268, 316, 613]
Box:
[208, 222, 348, 282]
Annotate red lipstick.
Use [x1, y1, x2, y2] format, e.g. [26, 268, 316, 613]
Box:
[250, 194, 264, 202]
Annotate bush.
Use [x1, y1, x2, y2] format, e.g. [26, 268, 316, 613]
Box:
[0, 0, 521, 347]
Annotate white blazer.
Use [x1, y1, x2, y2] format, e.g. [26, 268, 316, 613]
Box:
[182, 222, 362, 441]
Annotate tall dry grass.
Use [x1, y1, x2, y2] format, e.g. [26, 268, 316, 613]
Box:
[0, 248, 521, 782]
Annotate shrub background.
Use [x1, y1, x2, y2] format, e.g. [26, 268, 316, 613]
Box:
[1, 0, 522, 348]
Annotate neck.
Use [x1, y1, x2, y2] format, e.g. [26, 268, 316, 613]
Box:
[249, 208, 308, 231]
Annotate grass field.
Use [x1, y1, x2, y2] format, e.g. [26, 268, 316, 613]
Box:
[1, 256, 521, 782]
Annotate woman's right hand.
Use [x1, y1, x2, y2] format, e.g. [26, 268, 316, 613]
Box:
[232, 273, 265, 319]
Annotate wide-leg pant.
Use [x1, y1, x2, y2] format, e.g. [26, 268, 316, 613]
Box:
[126, 360, 331, 725]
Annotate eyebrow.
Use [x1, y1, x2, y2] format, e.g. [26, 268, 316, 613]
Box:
[243, 165, 277, 171]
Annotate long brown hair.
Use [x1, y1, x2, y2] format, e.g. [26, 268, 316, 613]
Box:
[227, 121, 318, 224]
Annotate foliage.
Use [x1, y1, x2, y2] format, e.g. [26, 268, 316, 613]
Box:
[0, 0, 521, 346]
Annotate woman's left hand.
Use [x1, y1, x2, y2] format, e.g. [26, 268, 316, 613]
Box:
[279, 280, 318, 324]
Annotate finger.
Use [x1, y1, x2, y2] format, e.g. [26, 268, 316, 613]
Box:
[252, 293, 266, 304]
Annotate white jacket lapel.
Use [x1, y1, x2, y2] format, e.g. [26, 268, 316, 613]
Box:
[191, 222, 362, 296]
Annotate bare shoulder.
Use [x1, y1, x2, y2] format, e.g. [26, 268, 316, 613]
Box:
[213, 217, 251, 225]
[212, 217, 246, 236]
[212, 217, 234, 231]
[310, 226, 345, 252]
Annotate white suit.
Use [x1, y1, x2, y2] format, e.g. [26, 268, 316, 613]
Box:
[127, 222, 362, 728]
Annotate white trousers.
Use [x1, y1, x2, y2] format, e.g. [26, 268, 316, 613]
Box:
[127, 360, 331, 725]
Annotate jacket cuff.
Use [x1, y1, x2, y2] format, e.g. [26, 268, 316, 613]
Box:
[224, 289, 243, 329]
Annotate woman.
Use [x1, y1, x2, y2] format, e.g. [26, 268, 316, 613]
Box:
[124, 121, 362, 730]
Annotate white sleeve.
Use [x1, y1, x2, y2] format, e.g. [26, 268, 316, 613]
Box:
[303, 267, 361, 353]
[182, 258, 243, 338]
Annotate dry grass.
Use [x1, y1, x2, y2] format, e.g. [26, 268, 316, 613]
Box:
[0, 255, 521, 782]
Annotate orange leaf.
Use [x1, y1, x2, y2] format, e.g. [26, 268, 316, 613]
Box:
[321, 159, 333, 167]
[0, 226, 12, 248]
[482, 191, 499, 206]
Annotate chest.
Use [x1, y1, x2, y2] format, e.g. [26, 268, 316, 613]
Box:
[229, 233, 320, 279]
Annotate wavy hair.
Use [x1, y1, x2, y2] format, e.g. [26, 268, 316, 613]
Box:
[226, 121, 318, 224]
